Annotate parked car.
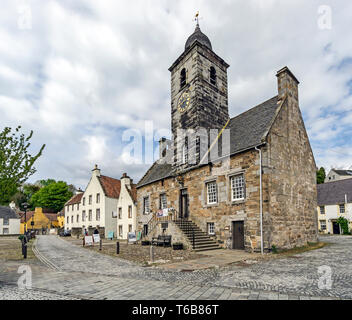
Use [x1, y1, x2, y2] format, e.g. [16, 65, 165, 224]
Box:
[59, 229, 71, 237]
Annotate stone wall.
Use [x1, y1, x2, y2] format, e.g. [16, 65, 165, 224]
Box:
[137, 149, 264, 252]
[263, 68, 318, 249]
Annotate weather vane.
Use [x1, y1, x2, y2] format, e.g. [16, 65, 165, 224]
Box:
[194, 11, 202, 26]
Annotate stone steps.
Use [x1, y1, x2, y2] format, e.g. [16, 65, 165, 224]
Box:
[174, 219, 221, 251]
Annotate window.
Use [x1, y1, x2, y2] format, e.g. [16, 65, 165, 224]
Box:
[71, 216, 73, 223]
[88, 210, 92, 221]
[3, 228, 9, 235]
[210, 66, 216, 85]
[72, 204, 74, 211]
[3, 218, 9, 226]
[207, 181, 217, 204]
[89, 195, 92, 205]
[128, 205, 132, 218]
[96, 193, 100, 204]
[96, 209, 100, 221]
[77, 203, 79, 211]
[83, 197, 85, 206]
[76, 215, 79, 223]
[82, 211, 86, 222]
[128, 224, 132, 233]
[67, 205, 69, 212]
[320, 206, 325, 215]
[160, 193, 167, 209]
[207, 222, 215, 235]
[119, 225, 123, 237]
[118, 207, 122, 219]
[320, 220, 327, 231]
[143, 197, 150, 214]
[67, 216, 69, 224]
[231, 174, 245, 201]
[339, 204, 345, 214]
[182, 137, 188, 164]
[180, 68, 186, 88]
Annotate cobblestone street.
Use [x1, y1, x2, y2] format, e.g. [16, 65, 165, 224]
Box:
[0, 235, 350, 300]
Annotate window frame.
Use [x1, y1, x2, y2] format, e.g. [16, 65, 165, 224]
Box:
[128, 205, 132, 219]
[118, 207, 122, 219]
[206, 181, 218, 205]
[143, 196, 150, 214]
[160, 193, 167, 210]
[207, 222, 215, 235]
[96, 208, 100, 221]
[319, 206, 325, 215]
[339, 204, 345, 214]
[320, 220, 327, 231]
[230, 174, 245, 202]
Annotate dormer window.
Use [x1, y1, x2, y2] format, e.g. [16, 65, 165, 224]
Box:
[210, 66, 216, 85]
[180, 68, 186, 88]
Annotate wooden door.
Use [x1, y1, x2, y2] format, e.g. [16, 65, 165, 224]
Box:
[233, 221, 245, 250]
[179, 189, 189, 219]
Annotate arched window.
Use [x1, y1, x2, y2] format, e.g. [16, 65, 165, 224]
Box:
[210, 66, 216, 85]
[180, 68, 186, 88]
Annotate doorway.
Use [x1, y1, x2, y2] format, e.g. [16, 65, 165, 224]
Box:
[232, 221, 245, 250]
[179, 189, 189, 219]
[332, 221, 340, 234]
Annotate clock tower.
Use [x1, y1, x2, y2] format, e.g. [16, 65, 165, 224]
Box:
[169, 22, 230, 168]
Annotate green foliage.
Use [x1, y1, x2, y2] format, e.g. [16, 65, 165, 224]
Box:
[271, 245, 278, 254]
[38, 179, 56, 187]
[11, 183, 41, 210]
[0, 126, 45, 205]
[316, 167, 326, 184]
[30, 181, 73, 212]
[337, 217, 350, 235]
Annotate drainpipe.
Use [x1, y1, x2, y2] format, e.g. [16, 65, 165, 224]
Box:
[255, 146, 264, 255]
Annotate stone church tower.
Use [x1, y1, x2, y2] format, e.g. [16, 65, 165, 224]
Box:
[169, 23, 230, 169]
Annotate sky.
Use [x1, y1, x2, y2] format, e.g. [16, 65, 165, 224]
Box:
[1, 0, 352, 189]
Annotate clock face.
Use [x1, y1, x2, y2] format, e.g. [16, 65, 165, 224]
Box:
[177, 91, 191, 113]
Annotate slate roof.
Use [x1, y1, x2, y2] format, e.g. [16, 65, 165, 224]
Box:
[137, 96, 280, 188]
[332, 169, 352, 176]
[317, 178, 352, 206]
[98, 175, 121, 199]
[185, 24, 212, 51]
[0, 206, 19, 219]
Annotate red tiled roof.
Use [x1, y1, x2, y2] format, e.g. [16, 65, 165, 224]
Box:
[126, 184, 137, 203]
[19, 211, 58, 223]
[66, 193, 84, 206]
[98, 175, 121, 199]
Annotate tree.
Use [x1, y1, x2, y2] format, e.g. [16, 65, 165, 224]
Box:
[11, 183, 40, 210]
[37, 179, 56, 187]
[0, 126, 45, 205]
[30, 181, 73, 212]
[316, 167, 326, 184]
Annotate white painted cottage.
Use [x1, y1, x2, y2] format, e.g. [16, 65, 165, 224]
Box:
[64, 165, 137, 239]
[317, 178, 352, 234]
[0, 206, 20, 235]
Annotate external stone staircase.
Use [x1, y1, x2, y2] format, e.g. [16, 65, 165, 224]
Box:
[174, 219, 221, 252]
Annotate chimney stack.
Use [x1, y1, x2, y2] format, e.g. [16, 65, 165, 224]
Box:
[276, 66, 299, 102]
[92, 164, 101, 177]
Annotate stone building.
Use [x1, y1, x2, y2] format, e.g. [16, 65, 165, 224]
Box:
[136, 23, 318, 252]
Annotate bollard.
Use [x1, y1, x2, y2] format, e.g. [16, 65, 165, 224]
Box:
[99, 239, 102, 251]
[116, 241, 120, 254]
[150, 244, 154, 262]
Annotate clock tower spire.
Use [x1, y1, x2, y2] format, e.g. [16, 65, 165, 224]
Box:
[169, 20, 230, 169]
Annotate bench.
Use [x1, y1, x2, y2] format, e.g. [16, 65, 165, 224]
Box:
[152, 235, 172, 247]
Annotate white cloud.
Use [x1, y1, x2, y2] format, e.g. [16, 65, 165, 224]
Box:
[0, 0, 351, 188]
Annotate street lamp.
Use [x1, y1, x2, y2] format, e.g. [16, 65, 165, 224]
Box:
[22, 202, 28, 233]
